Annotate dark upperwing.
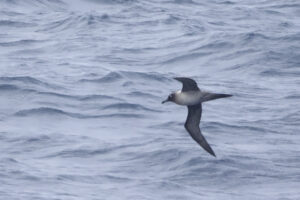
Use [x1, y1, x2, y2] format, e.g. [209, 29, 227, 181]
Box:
[184, 104, 216, 157]
[174, 77, 200, 92]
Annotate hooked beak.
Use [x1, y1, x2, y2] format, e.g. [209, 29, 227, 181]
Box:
[162, 98, 169, 104]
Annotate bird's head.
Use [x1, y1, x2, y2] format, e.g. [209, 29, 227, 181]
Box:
[162, 93, 176, 104]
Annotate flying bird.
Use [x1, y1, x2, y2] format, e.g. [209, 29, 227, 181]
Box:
[162, 77, 232, 157]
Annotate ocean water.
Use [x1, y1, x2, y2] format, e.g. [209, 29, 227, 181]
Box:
[0, 0, 300, 199]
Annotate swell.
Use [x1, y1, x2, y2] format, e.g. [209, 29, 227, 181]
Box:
[125, 145, 276, 186]
[203, 121, 276, 134]
[240, 32, 272, 43]
[149, 121, 183, 130]
[14, 107, 144, 119]
[39, 13, 111, 33]
[79, 71, 169, 83]
[0, 0, 66, 10]
[125, 91, 159, 99]
[38, 92, 122, 102]
[0, 39, 44, 47]
[0, 84, 124, 103]
[0, 84, 19, 91]
[102, 103, 159, 112]
[80, 0, 136, 5]
[43, 141, 152, 159]
[55, 174, 131, 184]
[124, 146, 242, 181]
[161, 40, 234, 65]
[0, 76, 61, 89]
[80, 71, 123, 83]
[0, 20, 35, 27]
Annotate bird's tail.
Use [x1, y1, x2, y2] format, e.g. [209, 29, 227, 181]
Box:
[202, 93, 232, 102]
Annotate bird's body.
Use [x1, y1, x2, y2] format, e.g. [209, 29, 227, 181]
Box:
[173, 90, 231, 106]
[173, 90, 202, 105]
[162, 77, 232, 157]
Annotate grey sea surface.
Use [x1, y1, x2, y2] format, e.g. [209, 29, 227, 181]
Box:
[0, 0, 300, 199]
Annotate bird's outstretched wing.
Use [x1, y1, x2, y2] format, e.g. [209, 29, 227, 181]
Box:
[184, 104, 216, 157]
[174, 77, 200, 92]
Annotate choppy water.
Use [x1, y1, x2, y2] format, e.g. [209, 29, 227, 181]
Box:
[0, 0, 300, 199]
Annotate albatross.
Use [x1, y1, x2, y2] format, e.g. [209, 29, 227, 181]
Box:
[162, 77, 232, 157]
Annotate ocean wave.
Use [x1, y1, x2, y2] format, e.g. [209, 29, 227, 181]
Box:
[14, 107, 144, 119]
[0, 20, 35, 27]
[121, 71, 169, 82]
[80, 13, 111, 25]
[0, 76, 61, 89]
[80, 71, 123, 83]
[23, 135, 52, 144]
[162, 41, 234, 65]
[0, 84, 19, 91]
[44, 142, 148, 159]
[0, 0, 66, 10]
[162, 52, 211, 65]
[0, 158, 19, 164]
[149, 121, 183, 129]
[204, 121, 270, 133]
[55, 174, 131, 183]
[79, 94, 122, 101]
[88, 0, 136, 5]
[281, 111, 300, 125]
[285, 94, 300, 99]
[37, 91, 79, 100]
[267, 2, 300, 9]
[164, 0, 197, 5]
[129, 148, 187, 165]
[36, 92, 121, 102]
[102, 103, 159, 112]
[0, 86, 120, 102]
[80, 71, 169, 83]
[240, 32, 272, 45]
[0, 39, 44, 47]
[193, 41, 234, 51]
[39, 12, 111, 33]
[0, 10, 24, 16]
[14, 107, 73, 117]
[126, 91, 159, 99]
[38, 15, 76, 32]
[6, 135, 54, 147]
[48, 148, 113, 158]
[162, 14, 181, 25]
[260, 69, 300, 77]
